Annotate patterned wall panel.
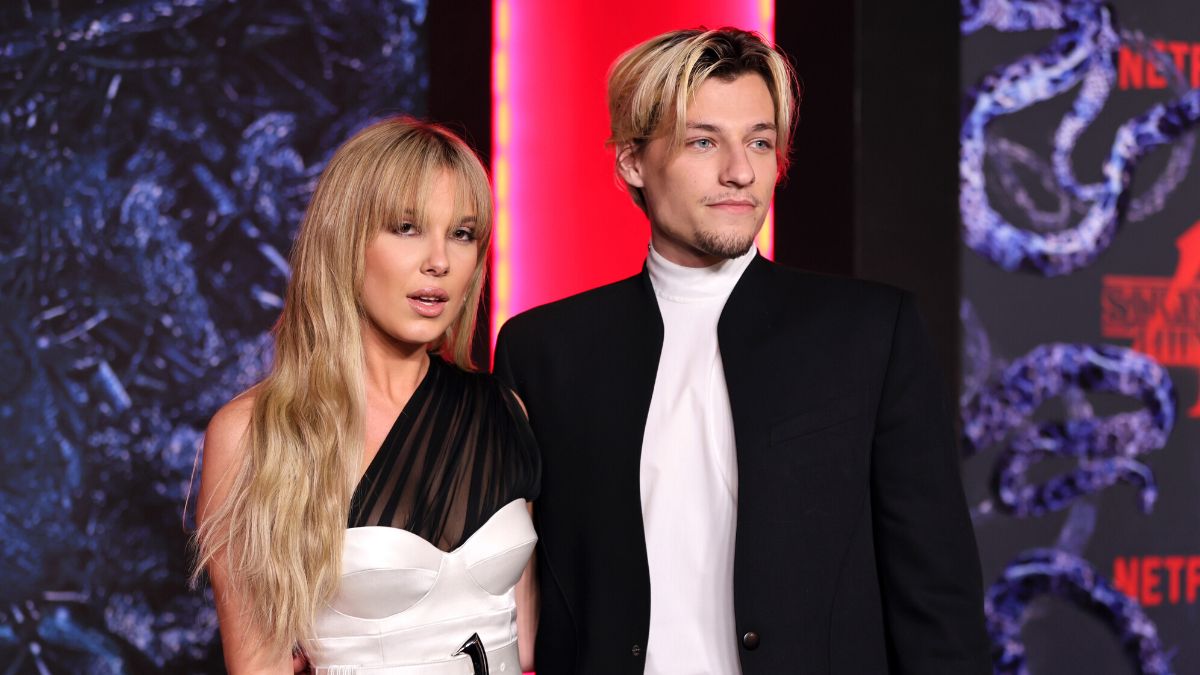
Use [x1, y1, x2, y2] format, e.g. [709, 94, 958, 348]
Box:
[0, 1, 427, 671]
[961, 1, 1200, 672]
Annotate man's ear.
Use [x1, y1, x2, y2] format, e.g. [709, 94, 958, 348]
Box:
[615, 142, 645, 189]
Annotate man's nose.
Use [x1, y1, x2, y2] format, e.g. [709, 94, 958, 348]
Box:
[719, 146, 756, 188]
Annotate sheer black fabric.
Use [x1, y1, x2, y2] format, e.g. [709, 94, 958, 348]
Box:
[348, 356, 541, 551]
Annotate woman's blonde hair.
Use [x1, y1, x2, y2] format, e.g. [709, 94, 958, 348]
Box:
[607, 27, 800, 210]
[191, 116, 493, 655]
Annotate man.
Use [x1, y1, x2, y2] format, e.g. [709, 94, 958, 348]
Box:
[494, 27, 990, 674]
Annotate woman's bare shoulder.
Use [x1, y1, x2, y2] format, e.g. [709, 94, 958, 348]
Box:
[206, 387, 259, 456]
[199, 386, 263, 510]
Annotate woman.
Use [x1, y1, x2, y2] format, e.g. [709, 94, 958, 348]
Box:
[193, 117, 539, 674]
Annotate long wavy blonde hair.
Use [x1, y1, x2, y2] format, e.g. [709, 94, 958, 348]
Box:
[192, 117, 493, 655]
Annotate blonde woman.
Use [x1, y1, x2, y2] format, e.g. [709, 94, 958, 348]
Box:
[194, 117, 540, 674]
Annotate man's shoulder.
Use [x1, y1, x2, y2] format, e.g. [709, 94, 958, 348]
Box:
[499, 273, 645, 337]
[761, 259, 907, 312]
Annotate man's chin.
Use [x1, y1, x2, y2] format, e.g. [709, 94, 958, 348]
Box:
[695, 232, 757, 260]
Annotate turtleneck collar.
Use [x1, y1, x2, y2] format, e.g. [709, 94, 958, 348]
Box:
[646, 242, 757, 303]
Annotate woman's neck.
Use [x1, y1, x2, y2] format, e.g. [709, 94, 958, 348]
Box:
[361, 319, 431, 407]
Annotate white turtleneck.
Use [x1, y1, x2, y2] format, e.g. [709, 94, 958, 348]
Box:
[640, 242, 755, 675]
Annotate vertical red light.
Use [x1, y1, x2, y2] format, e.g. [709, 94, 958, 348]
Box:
[492, 0, 776, 348]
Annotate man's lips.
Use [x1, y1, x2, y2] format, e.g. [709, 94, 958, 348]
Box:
[707, 200, 757, 213]
[407, 288, 450, 317]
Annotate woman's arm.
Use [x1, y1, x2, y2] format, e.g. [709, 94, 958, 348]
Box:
[198, 396, 293, 675]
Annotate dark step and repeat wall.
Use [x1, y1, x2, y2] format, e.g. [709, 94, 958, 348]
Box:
[0, 2, 430, 671]
[961, 1, 1200, 673]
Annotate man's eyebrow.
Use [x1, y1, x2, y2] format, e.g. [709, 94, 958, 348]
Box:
[685, 121, 778, 133]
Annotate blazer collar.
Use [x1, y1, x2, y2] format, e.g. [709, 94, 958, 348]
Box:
[635, 252, 775, 347]
[717, 253, 776, 349]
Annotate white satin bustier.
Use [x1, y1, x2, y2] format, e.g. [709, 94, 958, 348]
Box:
[301, 499, 536, 674]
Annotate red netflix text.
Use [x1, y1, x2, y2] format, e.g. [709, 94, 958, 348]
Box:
[1118, 42, 1200, 90]
[1112, 555, 1200, 607]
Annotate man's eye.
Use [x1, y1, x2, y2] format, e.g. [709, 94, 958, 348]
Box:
[690, 138, 714, 149]
[751, 139, 774, 150]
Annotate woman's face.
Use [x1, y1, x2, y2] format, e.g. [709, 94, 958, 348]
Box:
[360, 169, 480, 350]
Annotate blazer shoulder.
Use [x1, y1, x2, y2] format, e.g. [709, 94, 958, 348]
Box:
[764, 259, 907, 312]
[499, 272, 645, 339]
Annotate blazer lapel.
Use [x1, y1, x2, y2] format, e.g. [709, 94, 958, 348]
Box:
[717, 253, 777, 356]
[617, 264, 666, 457]
[717, 253, 790, 456]
[597, 265, 664, 551]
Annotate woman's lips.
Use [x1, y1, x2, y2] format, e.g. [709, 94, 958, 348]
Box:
[407, 289, 449, 318]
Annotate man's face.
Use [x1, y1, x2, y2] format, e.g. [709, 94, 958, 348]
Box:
[619, 73, 778, 267]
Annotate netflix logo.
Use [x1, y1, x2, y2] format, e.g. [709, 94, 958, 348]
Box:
[1118, 42, 1200, 90]
[1113, 556, 1200, 607]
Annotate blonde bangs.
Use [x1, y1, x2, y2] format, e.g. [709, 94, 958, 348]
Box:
[370, 139, 493, 250]
[373, 128, 492, 370]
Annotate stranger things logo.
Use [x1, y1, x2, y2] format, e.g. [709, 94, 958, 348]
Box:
[1101, 221, 1200, 417]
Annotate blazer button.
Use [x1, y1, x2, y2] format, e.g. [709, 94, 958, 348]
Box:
[742, 631, 760, 650]
[632, 643, 643, 657]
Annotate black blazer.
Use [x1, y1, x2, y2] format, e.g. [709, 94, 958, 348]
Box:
[494, 255, 990, 674]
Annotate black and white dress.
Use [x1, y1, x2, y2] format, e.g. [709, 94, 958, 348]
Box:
[300, 356, 540, 674]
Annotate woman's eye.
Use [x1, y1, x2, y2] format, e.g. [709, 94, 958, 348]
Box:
[453, 228, 477, 242]
[391, 222, 416, 235]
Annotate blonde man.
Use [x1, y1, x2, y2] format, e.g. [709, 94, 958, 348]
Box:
[495, 28, 989, 674]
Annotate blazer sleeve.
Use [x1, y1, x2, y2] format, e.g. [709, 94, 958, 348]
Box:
[870, 292, 991, 674]
[493, 320, 521, 393]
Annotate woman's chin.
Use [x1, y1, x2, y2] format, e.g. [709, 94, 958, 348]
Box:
[366, 319, 447, 354]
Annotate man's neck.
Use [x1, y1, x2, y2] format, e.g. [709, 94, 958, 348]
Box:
[646, 242, 756, 303]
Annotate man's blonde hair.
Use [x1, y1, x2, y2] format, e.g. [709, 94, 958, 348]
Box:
[607, 27, 800, 210]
